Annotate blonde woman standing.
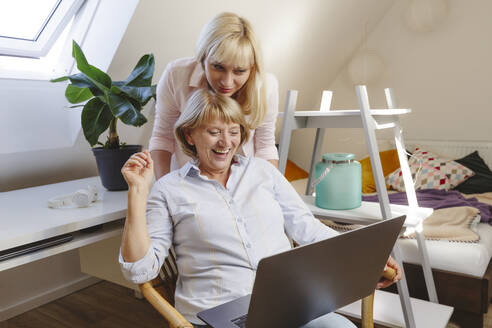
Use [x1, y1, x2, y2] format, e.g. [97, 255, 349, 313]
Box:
[150, 12, 279, 179]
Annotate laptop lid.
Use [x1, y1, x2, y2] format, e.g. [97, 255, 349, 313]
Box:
[198, 215, 405, 328]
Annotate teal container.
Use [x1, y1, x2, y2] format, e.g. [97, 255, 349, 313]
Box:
[314, 153, 362, 210]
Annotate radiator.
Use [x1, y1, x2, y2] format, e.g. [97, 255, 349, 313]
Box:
[383, 139, 492, 168]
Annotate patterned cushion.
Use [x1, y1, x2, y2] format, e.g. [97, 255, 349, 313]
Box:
[411, 148, 474, 188]
[386, 147, 474, 191]
[386, 160, 451, 191]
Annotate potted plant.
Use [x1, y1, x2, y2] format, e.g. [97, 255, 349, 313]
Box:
[52, 40, 156, 190]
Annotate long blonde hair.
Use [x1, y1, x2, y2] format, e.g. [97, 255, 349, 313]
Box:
[174, 89, 250, 158]
[195, 12, 267, 130]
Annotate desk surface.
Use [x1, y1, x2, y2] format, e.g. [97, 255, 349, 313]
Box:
[0, 177, 127, 251]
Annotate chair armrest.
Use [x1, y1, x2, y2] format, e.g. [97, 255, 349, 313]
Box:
[139, 282, 194, 328]
[361, 267, 397, 328]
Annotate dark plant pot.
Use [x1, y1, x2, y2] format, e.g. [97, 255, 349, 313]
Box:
[92, 145, 142, 191]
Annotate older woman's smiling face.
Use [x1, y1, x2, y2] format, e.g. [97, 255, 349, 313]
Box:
[185, 119, 241, 177]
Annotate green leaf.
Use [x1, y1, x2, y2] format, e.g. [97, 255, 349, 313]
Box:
[111, 84, 155, 105]
[65, 73, 95, 88]
[65, 85, 93, 104]
[110, 85, 123, 95]
[106, 93, 147, 127]
[72, 41, 112, 93]
[123, 54, 155, 87]
[51, 76, 69, 83]
[52, 72, 94, 89]
[81, 98, 113, 146]
[63, 74, 104, 99]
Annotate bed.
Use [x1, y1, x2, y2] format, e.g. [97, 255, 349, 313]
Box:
[287, 139, 492, 328]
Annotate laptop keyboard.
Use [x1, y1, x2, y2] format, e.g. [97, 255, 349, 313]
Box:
[231, 314, 248, 328]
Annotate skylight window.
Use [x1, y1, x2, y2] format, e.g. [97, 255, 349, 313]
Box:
[0, 18, 73, 79]
[0, 0, 59, 41]
[0, 0, 84, 58]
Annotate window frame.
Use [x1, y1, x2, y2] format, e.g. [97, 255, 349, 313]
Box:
[0, 0, 85, 58]
[0, 0, 99, 80]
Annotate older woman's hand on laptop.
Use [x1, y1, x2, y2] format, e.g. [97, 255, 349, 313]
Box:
[376, 256, 402, 289]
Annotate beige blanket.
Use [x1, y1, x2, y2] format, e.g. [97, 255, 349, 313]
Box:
[321, 205, 481, 243]
[468, 192, 492, 205]
[405, 206, 480, 242]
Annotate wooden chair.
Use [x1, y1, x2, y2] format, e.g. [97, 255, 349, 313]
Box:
[138, 248, 396, 328]
[361, 267, 396, 328]
[138, 248, 193, 328]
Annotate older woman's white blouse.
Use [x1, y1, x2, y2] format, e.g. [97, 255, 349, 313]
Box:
[119, 156, 338, 324]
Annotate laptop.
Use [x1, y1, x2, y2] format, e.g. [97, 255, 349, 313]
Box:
[197, 215, 405, 328]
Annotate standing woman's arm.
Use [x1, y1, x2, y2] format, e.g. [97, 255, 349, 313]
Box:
[149, 63, 181, 179]
[253, 73, 280, 168]
[151, 150, 172, 180]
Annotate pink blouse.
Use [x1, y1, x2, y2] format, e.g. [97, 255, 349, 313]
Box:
[149, 57, 279, 170]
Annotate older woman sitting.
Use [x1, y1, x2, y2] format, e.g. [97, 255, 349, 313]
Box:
[119, 89, 400, 327]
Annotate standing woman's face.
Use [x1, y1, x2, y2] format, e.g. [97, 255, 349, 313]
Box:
[204, 58, 251, 97]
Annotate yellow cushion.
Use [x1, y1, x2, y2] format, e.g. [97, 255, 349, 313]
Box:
[360, 149, 400, 193]
[285, 160, 309, 182]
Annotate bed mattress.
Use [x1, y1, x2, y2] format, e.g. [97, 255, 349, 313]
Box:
[397, 223, 492, 277]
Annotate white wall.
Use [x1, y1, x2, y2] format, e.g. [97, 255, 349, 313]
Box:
[288, 0, 492, 170]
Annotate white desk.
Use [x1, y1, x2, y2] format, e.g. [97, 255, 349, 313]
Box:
[0, 177, 127, 272]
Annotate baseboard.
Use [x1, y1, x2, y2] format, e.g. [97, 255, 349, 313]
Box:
[0, 275, 101, 321]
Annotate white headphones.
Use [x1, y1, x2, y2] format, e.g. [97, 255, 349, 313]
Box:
[48, 185, 98, 208]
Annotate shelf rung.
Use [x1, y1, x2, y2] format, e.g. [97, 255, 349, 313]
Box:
[337, 290, 453, 328]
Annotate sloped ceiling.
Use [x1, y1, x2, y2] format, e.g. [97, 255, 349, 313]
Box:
[261, 0, 395, 106]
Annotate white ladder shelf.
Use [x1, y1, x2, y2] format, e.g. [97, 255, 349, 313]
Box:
[278, 86, 453, 327]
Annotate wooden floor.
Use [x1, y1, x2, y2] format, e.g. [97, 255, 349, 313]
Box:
[2, 280, 492, 327]
[1, 281, 169, 328]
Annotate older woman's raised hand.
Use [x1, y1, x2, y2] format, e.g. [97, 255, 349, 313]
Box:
[121, 150, 154, 191]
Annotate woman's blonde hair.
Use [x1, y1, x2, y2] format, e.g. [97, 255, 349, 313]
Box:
[174, 89, 250, 158]
[195, 12, 267, 130]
